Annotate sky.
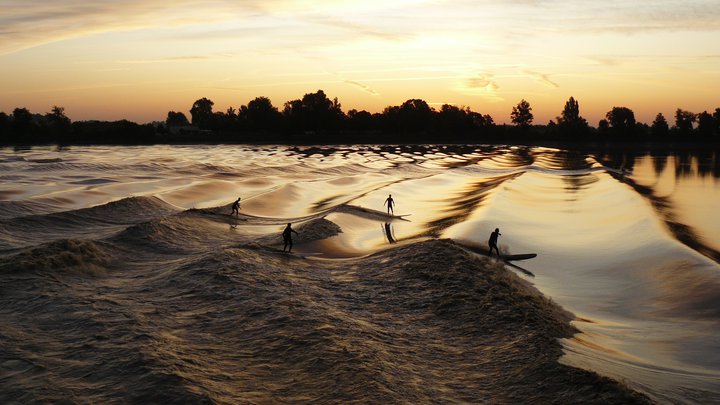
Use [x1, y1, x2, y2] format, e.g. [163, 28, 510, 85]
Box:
[1, 0, 719, 124]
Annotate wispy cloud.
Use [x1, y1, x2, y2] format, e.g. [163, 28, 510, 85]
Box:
[307, 16, 409, 41]
[0, 1, 264, 55]
[344, 80, 380, 95]
[118, 55, 212, 64]
[459, 74, 503, 102]
[466, 74, 499, 91]
[524, 70, 559, 88]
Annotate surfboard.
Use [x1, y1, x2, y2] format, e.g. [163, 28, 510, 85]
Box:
[502, 253, 537, 261]
[283, 252, 324, 259]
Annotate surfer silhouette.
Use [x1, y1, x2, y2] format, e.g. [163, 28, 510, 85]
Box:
[282, 223, 299, 252]
[231, 197, 241, 216]
[384, 194, 395, 215]
[488, 228, 501, 257]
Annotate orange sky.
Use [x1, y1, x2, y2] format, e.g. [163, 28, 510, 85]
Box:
[1, 1, 719, 125]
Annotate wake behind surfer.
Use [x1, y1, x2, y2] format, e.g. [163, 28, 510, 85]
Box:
[282, 223, 299, 252]
[488, 228, 501, 257]
[384, 194, 395, 216]
[231, 197, 241, 216]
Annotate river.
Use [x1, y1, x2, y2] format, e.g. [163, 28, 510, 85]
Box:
[1, 144, 718, 404]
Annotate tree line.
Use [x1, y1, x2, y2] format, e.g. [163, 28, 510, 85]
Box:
[1, 90, 719, 145]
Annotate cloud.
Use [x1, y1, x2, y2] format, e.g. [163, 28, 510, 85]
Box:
[524, 70, 559, 88]
[344, 80, 380, 95]
[466, 75, 499, 91]
[307, 16, 409, 41]
[459, 74, 503, 102]
[586, 56, 622, 66]
[118, 55, 212, 64]
[0, 1, 265, 55]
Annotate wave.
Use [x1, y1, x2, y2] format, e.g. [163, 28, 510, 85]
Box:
[0, 238, 113, 276]
[0, 196, 180, 250]
[3, 237, 646, 403]
[0, 198, 654, 404]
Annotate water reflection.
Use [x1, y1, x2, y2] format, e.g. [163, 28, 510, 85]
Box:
[424, 173, 521, 238]
[382, 222, 396, 244]
[608, 157, 720, 262]
[595, 148, 719, 179]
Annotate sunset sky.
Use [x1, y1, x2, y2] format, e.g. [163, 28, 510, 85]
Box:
[1, 0, 718, 124]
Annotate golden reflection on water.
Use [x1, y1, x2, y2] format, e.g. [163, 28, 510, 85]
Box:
[2, 145, 720, 403]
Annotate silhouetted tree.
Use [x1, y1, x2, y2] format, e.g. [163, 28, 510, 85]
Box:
[511, 99, 533, 127]
[166, 111, 190, 127]
[651, 113, 669, 138]
[0, 112, 9, 140]
[45, 106, 71, 138]
[597, 119, 609, 136]
[71, 120, 155, 143]
[347, 109, 376, 132]
[556, 96, 588, 137]
[213, 110, 238, 132]
[479, 114, 495, 127]
[436, 104, 474, 133]
[282, 90, 344, 132]
[190, 97, 215, 129]
[11, 107, 35, 138]
[674, 109, 696, 136]
[604, 107, 637, 138]
[606, 107, 635, 130]
[697, 111, 715, 138]
[242, 96, 282, 131]
[397, 99, 434, 134]
[380, 105, 401, 133]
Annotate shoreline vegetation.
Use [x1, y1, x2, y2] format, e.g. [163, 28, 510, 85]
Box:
[1, 90, 719, 146]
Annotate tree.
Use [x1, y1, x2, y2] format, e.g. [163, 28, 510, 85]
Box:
[11, 107, 34, 137]
[397, 99, 434, 133]
[282, 90, 344, 131]
[242, 96, 282, 131]
[0, 112, 10, 141]
[598, 119, 610, 135]
[697, 111, 715, 138]
[511, 99, 533, 127]
[190, 97, 215, 129]
[604, 107, 636, 138]
[45, 105, 71, 137]
[436, 104, 475, 133]
[166, 111, 190, 127]
[605, 107, 635, 129]
[347, 109, 375, 131]
[674, 109, 696, 135]
[480, 114, 495, 127]
[650, 113, 669, 138]
[556, 96, 588, 136]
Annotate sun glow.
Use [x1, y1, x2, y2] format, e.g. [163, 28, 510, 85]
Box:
[1, 1, 718, 124]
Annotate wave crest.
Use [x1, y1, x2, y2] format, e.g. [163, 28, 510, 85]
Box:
[0, 239, 113, 276]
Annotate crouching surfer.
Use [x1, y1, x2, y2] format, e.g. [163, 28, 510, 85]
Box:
[231, 197, 241, 216]
[488, 228, 501, 257]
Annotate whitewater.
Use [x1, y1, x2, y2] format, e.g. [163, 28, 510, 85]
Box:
[1, 144, 718, 404]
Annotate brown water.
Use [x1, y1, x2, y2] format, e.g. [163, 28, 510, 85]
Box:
[0, 144, 718, 403]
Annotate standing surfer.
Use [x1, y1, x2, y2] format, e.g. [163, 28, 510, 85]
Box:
[488, 228, 501, 257]
[231, 197, 241, 216]
[384, 194, 395, 215]
[282, 223, 299, 252]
